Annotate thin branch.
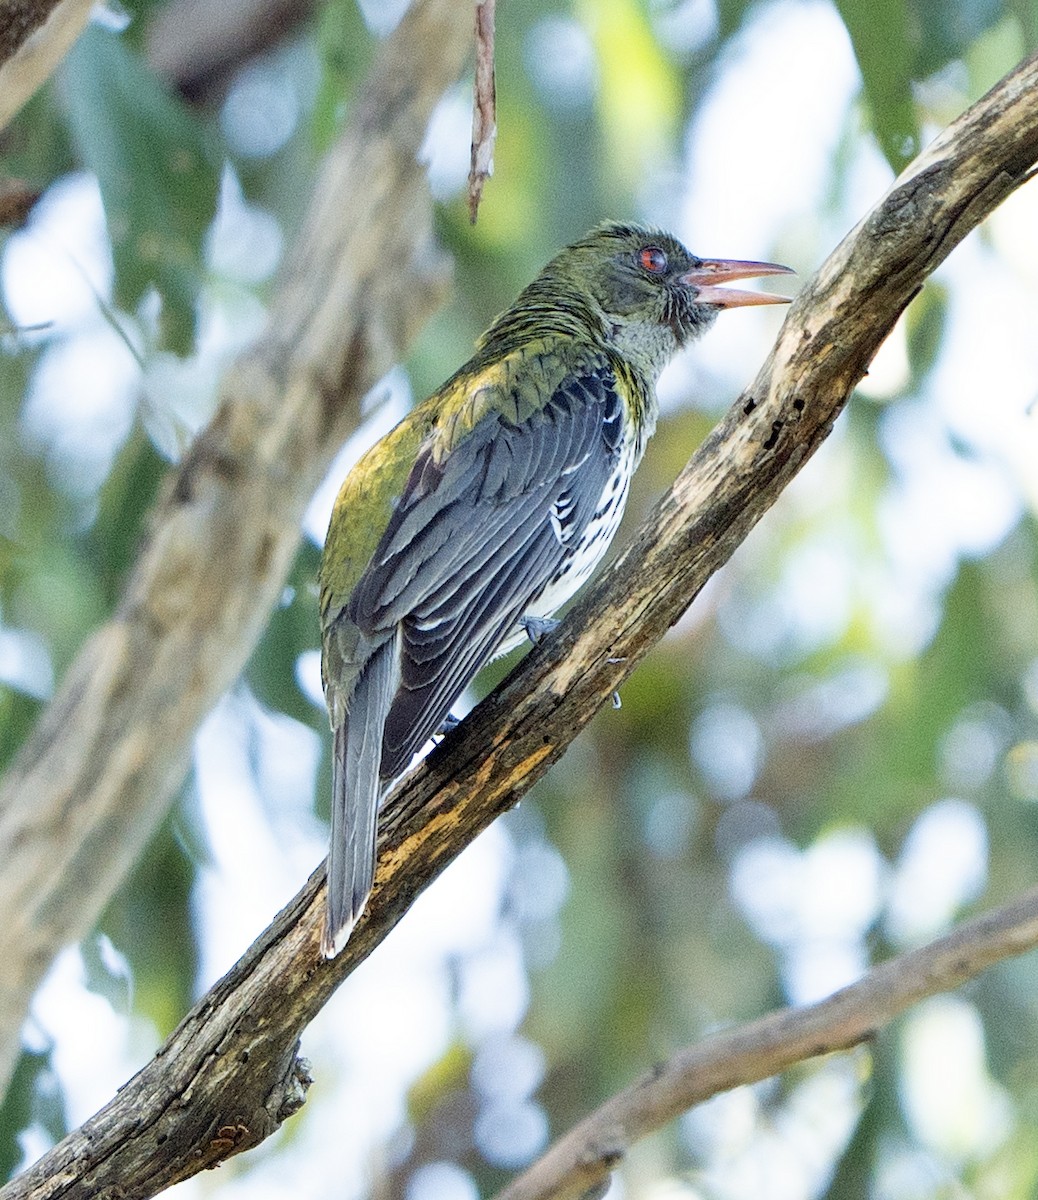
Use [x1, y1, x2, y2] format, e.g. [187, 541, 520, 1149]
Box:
[468, 0, 496, 222]
[0, 176, 38, 225]
[496, 887, 1038, 1200]
[146, 0, 317, 103]
[3, 47, 1038, 1200]
[0, 0, 473, 1097]
[0, 0, 93, 130]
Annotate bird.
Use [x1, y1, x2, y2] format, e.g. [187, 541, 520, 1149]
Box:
[319, 222, 792, 956]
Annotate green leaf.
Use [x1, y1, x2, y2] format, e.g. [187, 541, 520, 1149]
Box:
[0, 688, 42, 779]
[247, 540, 323, 727]
[313, 0, 374, 152]
[836, 0, 1007, 171]
[834, 0, 921, 171]
[914, 0, 1006, 77]
[59, 25, 220, 355]
[0, 1043, 67, 1183]
[1006, 0, 1038, 47]
[86, 429, 166, 604]
[99, 809, 199, 1036]
[714, 0, 759, 42]
[0, 84, 75, 186]
[905, 280, 948, 380]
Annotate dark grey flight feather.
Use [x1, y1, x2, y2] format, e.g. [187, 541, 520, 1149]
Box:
[323, 633, 399, 957]
[346, 362, 625, 783]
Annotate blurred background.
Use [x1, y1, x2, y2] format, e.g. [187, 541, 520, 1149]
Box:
[2, 0, 1038, 1196]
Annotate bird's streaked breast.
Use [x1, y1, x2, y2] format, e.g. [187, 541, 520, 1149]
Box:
[495, 410, 639, 657]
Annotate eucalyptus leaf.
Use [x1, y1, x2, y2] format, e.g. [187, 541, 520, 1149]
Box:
[0, 1045, 66, 1184]
[834, 0, 920, 170]
[59, 25, 220, 355]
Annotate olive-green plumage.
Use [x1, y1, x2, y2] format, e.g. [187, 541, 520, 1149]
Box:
[319, 222, 791, 956]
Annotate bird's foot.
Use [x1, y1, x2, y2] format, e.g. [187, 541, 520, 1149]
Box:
[432, 712, 461, 742]
[518, 614, 560, 645]
[521, 615, 623, 709]
[607, 654, 625, 709]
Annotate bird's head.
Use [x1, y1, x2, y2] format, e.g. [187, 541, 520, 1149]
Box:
[545, 222, 793, 379]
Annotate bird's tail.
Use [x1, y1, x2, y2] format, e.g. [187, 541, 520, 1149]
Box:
[322, 637, 398, 958]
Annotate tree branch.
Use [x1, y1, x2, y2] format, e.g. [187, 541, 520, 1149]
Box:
[0, 0, 473, 1097]
[145, 0, 317, 103]
[3, 45, 1038, 1200]
[495, 886, 1038, 1200]
[0, 0, 93, 131]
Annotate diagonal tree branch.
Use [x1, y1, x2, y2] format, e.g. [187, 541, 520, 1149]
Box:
[3, 45, 1038, 1200]
[0, 0, 474, 1097]
[495, 886, 1038, 1200]
[15, 889, 1038, 1200]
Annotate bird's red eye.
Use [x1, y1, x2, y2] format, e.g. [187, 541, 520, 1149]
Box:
[639, 246, 668, 273]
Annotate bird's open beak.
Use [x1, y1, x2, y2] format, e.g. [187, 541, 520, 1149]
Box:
[680, 258, 795, 308]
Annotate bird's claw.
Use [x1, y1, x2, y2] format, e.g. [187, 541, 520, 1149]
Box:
[609, 656, 624, 708]
[521, 617, 622, 708]
[519, 614, 560, 645]
[432, 712, 461, 742]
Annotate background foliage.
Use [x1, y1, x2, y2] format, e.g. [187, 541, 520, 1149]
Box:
[2, 0, 1038, 1197]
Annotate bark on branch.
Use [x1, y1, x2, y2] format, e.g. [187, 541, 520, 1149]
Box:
[0, 0, 472, 1096]
[495, 886, 1038, 1200]
[3, 45, 1038, 1200]
[0, 0, 94, 130]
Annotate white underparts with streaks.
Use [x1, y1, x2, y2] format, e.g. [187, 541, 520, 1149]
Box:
[496, 430, 638, 657]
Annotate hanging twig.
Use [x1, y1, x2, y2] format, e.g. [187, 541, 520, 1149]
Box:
[468, 0, 497, 222]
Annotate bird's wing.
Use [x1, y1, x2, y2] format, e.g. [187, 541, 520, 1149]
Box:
[324, 631, 399, 956]
[348, 359, 626, 779]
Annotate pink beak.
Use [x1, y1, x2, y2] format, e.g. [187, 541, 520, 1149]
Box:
[680, 258, 795, 308]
